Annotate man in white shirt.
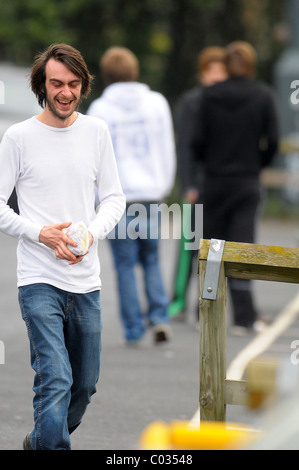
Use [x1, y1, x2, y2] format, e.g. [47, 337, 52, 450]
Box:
[0, 43, 125, 450]
[87, 47, 176, 345]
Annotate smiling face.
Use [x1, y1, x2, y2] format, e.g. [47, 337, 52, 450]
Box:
[41, 58, 82, 127]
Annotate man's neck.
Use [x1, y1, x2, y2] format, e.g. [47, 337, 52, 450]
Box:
[36, 109, 79, 128]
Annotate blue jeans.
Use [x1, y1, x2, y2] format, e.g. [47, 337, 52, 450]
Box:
[18, 283, 102, 450]
[109, 203, 169, 343]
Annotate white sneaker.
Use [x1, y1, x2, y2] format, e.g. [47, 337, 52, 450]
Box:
[253, 320, 269, 333]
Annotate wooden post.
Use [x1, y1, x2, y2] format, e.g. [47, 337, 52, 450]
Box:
[198, 239, 299, 422]
[199, 259, 227, 421]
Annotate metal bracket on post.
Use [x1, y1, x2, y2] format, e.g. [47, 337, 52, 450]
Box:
[202, 239, 225, 301]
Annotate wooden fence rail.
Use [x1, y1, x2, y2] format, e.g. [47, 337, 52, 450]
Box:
[198, 239, 299, 422]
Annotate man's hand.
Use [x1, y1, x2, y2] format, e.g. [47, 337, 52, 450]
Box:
[39, 222, 79, 264]
[184, 188, 199, 204]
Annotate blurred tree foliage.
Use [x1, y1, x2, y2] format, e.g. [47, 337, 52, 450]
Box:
[0, 0, 289, 108]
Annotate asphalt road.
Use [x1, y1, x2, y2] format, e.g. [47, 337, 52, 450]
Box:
[0, 217, 299, 450]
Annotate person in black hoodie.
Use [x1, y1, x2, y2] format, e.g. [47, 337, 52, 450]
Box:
[192, 41, 279, 334]
[168, 47, 228, 320]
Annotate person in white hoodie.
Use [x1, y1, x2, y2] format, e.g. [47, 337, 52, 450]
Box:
[87, 46, 176, 345]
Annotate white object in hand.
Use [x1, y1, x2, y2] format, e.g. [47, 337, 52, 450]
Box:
[67, 221, 89, 256]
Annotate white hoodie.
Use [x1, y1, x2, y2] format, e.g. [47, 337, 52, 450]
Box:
[87, 82, 176, 202]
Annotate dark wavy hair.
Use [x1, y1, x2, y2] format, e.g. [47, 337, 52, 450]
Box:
[30, 43, 93, 108]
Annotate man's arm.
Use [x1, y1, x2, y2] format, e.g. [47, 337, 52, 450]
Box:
[88, 124, 126, 241]
[0, 132, 43, 242]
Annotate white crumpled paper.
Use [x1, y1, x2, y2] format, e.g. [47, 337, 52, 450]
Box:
[67, 221, 89, 256]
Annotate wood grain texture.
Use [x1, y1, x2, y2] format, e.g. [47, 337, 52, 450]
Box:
[199, 239, 299, 283]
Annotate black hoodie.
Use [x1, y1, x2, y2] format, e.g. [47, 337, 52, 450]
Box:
[192, 77, 279, 178]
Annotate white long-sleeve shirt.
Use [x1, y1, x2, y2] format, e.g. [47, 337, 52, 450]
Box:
[0, 113, 126, 293]
[87, 82, 176, 202]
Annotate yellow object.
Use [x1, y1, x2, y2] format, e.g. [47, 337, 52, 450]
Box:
[246, 358, 278, 410]
[139, 422, 171, 450]
[140, 421, 261, 450]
